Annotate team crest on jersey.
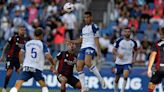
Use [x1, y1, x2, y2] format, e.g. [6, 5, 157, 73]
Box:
[64, 59, 76, 65]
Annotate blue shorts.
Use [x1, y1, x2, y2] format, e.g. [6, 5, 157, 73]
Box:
[77, 47, 96, 61]
[115, 64, 132, 75]
[19, 67, 44, 81]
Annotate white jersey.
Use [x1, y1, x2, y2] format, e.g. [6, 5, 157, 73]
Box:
[80, 24, 99, 50]
[21, 40, 49, 71]
[114, 38, 137, 65]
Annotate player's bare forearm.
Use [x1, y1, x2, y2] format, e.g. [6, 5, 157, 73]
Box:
[72, 38, 82, 44]
[148, 51, 157, 70]
[65, 38, 82, 45]
[49, 59, 58, 75]
[46, 54, 56, 66]
[112, 48, 118, 56]
[133, 51, 138, 63]
[19, 51, 24, 64]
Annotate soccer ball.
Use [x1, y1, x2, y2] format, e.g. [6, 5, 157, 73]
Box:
[63, 2, 74, 13]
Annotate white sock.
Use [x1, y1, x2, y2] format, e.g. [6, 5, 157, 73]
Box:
[114, 82, 118, 92]
[42, 87, 49, 92]
[78, 71, 86, 88]
[89, 65, 103, 81]
[10, 87, 17, 92]
[121, 79, 127, 92]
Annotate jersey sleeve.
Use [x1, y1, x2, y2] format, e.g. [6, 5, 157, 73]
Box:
[113, 38, 123, 48]
[151, 42, 157, 52]
[56, 51, 63, 60]
[43, 43, 50, 55]
[132, 39, 138, 50]
[92, 24, 99, 37]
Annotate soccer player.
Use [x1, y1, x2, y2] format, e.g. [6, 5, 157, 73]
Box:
[113, 27, 137, 92]
[147, 27, 164, 92]
[0, 25, 26, 92]
[50, 43, 81, 92]
[66, 11, 106, 92]
[10, 28, 56, 92]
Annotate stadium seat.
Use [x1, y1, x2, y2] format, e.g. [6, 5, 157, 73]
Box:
[151, 22, 159, 31]
[106, 52, 114, 62]
[107, 21, 117, 34]
[139, 22, 148, 32]
[148, 3, 154, 10]
[137, 32, 145, 41]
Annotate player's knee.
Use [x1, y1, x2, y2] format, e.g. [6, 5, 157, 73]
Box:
[75, 81, 81, 89]
[148, 82, 156, 89]
[76, 66, 83, 72]
[6, 69, 13, 76]
[85, 61, 92, 68]
[115, 78, 119, 83]
[60, 81, 66, 89]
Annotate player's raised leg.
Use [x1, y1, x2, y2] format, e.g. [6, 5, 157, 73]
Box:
[85, 54, 106, 89]
[76, 60, 88, 92]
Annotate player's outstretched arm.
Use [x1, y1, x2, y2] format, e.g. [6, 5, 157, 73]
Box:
[45, 53, 55, 65]
[65, 38, 82, 45]
[19, 50, 24, 64]
[50, 59, 58, 75]
[45, 54, 58, 75]
[132, 50, 138, 64]
[0, 42, 10, 62]
[147, 51, 157, 77]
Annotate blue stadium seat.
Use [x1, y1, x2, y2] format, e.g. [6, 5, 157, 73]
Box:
[52, 51, 58, 58]
[22, 0, 31, 6]
[107, 21, 117, 34]
[106, 52, 114, 62]
[151, 22, 159, 31]
[137, 33, 145, 41]
[148, 3, 154, 10]
[139, 22, 148, 31]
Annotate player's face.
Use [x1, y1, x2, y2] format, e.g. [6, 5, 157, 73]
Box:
[18, 26, 25, 36]
[68, 43, 75, 51]
[39, 34, 43, 40]
[124, 29, 131, 39]
[84, 14, 92, 25]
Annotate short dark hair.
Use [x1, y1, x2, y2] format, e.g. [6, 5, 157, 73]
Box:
[84, 11, 92, 16]
[34, 27, 43, 36]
